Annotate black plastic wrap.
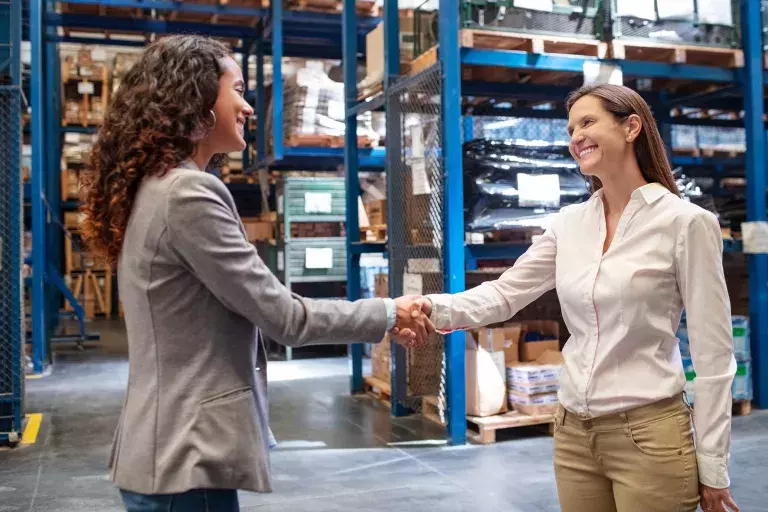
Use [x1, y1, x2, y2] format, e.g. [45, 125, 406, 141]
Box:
[463, 139, 590, 232]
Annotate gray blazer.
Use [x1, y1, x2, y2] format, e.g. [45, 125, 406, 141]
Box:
[109, 163, 388, 495]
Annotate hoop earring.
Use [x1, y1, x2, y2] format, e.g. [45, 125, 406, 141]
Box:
[209, 109, 217, 128]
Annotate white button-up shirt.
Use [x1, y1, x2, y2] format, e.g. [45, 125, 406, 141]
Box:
[427, 183, 736, 488]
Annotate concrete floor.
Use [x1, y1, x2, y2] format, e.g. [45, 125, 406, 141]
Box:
[2, 319, 768, 511]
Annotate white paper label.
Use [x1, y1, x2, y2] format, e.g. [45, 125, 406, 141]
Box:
[403, 273, 423, 296]
[657, 0, 695, 20]
[277, 251, 284, 271]
[411, 159, 431, 196]
[91, 48, 108, 62]
[411, 125, 425, 159]
[697, 0, 733, 26]
[305, 247, 334, 269]
[513, 0, 553, 12]
[583, 61, 623, 86]
[518, 173, 561, 208]
[742, 222, 768, 254]
[328, 99, 345, 121]
[277, 194, 284, 215]
[304, 192, 333, 214]
[77, 82, 95, 95]
[615, 0, 656, 20]
[64, 133, 80, 144]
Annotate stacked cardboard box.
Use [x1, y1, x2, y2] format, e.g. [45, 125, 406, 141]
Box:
[370, 273, 391, 382]
[283, 222, 346, 239]
[365, 199, 387, 226]
[507, 351, 564, 416]
[242, 217, 275, 243]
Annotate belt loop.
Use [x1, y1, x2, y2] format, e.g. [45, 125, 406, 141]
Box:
[620, 411, 630, 436]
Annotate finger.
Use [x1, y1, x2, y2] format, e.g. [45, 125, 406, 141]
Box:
[391, 327, 400, 335]
[723, 497, 739, 512]
[424, 316, 436, 335]
[415, 319, 429, 346]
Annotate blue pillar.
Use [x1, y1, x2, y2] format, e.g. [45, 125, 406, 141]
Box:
[45, 9, 61, 330]
[271, 0, 284, 161]
[342, 0, 364, 394]
[382, 0, 408, 417]
[256, 38, 266, 162]
[439, 0, 467, 445]
[742, 0, 768, 409]
[241, 41, 251, 170]
[30, 0, 48, 373]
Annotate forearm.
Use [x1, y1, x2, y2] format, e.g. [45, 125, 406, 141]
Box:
[426, 282, 513, 333]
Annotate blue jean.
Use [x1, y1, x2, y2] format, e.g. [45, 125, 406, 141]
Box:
[120, 488, 239, 512]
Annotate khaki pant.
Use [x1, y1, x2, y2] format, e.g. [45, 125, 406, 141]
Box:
[553, 394, 699, 512]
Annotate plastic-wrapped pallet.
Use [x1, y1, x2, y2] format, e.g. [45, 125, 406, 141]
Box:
[463, 138, 590, 233]
[265, 61, 381, 150]
[680, 356, 752, 404]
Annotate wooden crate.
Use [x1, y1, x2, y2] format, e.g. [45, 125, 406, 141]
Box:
[360, 224, 387, 242]
[64, 269, 113, 320]
[611, 40, 744, 68]
[733, 400, 752, 416]
[363, 375, 391, 403]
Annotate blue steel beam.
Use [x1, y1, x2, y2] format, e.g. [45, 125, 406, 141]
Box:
[461, 49, 738, 84]
[60, 0, 268, 17]
[381, 0, 409, 418]
[48, 13, 258, 38]
[342, 0, 364, 395]
[440, 0, 467, 445]
[271, 0, 283, 161]
[741, 0, 768, 409]
[30, 0, 47, 373]
[255, 39, 265, 162]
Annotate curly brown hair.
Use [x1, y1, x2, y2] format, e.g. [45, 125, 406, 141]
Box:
[80, 35, 231, 265]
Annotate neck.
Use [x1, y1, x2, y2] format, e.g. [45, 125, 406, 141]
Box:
[598, 157, 648, 216]
[192, 144, 215, 172]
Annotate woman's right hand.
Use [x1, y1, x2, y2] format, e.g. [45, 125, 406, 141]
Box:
[390, 296, 434, 347]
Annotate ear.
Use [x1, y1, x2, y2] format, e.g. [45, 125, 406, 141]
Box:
[625, 114, 642, 143]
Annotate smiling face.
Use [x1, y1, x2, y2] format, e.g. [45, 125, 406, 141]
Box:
[567, 94, 640, 181]
[208, 56, 254, 153]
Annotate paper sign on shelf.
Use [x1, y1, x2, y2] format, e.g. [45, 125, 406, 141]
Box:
[656, 0, 694, 20]
[614, 0, 656, 20]
[518, 173, 561, 208]
[411, 125, 425, 159]
[697, 0, 733, 26]
[403, 273, 424, 296]
[64, 133, 80, 144]
[277, 251, 285, 271]
[583, 61, 623, 86]
[411, 159, 431, 196]
[77, 82, 95, 95]
[305, 248, 334, 269]
[742, 222, 768, 254]
[304, 192, 333, 214]
[513, 0, 553, 12]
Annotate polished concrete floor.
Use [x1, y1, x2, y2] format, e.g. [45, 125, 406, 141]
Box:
[2, 319, 768, 511]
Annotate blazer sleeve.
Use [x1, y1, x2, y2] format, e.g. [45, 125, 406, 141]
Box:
[164, 171, 388, 347]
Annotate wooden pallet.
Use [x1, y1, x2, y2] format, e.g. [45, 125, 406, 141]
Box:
[483, 227, 544, 244]
[467, 410, 555, 444]
[611, 40, 744, 68]
[363, 376, 391, 403]
[673, 147, 745, 159]
[64, 269, 113, 320]
[286, 133, 378, 149]
[733, 400, 752, 416]
[360, 224, 387, 242]
[289, 0, 378, 16]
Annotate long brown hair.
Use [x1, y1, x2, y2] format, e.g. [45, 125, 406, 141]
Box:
[80, 35, 230, 265]
[565, 84, 680, 197]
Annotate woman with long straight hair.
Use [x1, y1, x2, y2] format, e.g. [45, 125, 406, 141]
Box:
[402, 84, 739, 512]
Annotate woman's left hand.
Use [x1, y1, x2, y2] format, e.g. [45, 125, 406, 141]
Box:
[700, 485, 739, 512]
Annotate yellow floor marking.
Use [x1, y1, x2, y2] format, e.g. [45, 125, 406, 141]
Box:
[22, 413, 43, 445]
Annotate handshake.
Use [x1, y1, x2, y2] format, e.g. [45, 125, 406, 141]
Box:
[389, 296, 435, 348]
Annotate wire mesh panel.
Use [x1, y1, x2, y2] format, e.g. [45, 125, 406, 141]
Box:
[0, 86, 24, 442]
[386, 64, 446, 417]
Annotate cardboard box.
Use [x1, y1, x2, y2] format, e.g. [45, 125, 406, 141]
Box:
[365, 199, 387, 226]
[518, 320, 560, 362]
[374, 273, 389, 298]
[732, 315, 750, 361]
[466, 334, 508, 417]
[241, 218, 274, 242]
[371, 334, 391, 382]
[507, 350, 564, 384]
[509, 380, 560, 396]
[466, 324, 522, 365]
[508, 391, 559, 416]
[64, 212, 82, 230]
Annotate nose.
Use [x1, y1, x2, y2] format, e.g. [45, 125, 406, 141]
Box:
[243, 100, 254, 117]
[570, 132, 584, 152]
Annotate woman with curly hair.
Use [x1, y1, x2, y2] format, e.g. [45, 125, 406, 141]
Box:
[80, 35, 433, 511]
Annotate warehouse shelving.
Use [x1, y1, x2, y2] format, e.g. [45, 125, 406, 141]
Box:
[343, 0, 768, 445]
[22, 0, 383, 372]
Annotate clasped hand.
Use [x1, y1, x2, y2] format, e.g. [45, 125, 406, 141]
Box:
[389, 295, 434, 347]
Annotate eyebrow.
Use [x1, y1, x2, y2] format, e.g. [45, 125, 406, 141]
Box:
[234, 78, 245, 87]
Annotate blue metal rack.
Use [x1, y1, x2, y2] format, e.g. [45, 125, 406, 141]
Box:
[344, 0, 768, 445]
